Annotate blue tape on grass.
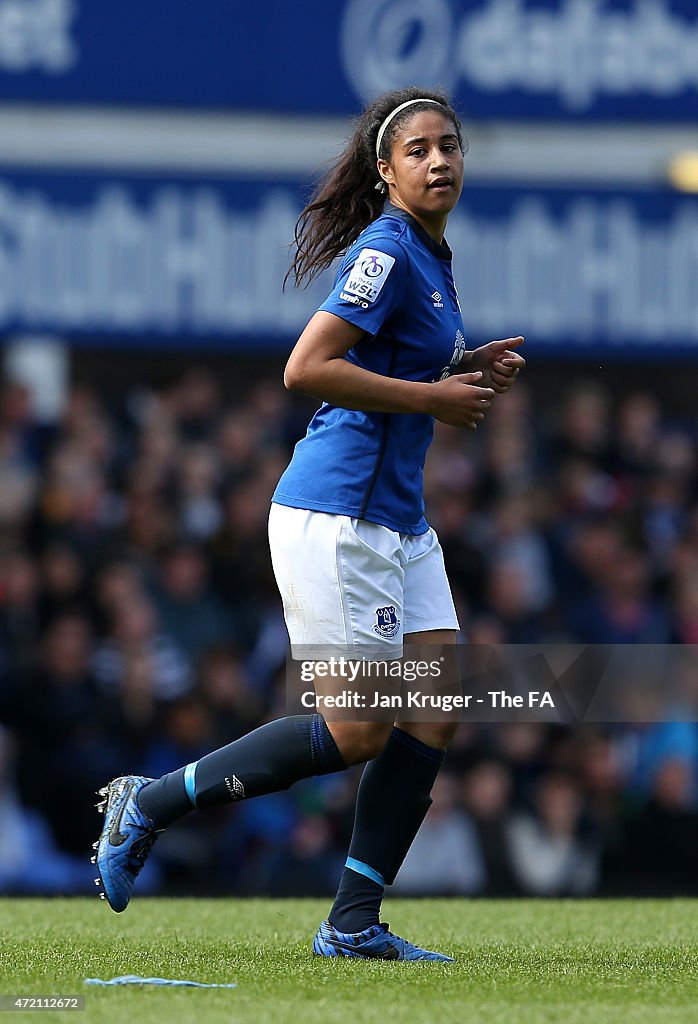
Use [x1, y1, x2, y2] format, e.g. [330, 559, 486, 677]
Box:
[85, 976, 237, 988]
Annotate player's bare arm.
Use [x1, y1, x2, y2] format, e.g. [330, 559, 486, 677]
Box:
[285, 310, 494, 429]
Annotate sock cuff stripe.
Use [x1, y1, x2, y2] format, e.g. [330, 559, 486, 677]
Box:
[310, 714, 325, 763]
[183, 761, 198, 808]
[311, 713, 347, 774]
[390, 726, 445, 764]
[345, 857, 385, 888]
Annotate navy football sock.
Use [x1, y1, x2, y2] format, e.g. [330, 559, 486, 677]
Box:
[329, 727, 445, 934]
[138, 714, 345, 827]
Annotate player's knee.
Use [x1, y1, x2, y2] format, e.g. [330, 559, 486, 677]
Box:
[395, 721, 459, 750]
[354, 722, 393, 762]
[330, 721, 393, 765]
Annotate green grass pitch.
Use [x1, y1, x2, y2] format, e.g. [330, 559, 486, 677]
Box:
[1, 898, 696, 1023]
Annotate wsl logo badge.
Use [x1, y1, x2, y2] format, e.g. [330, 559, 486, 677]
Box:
[344, 247, 396, 304]
[360, 253, 385, 277]
[373, 605, 401, 639]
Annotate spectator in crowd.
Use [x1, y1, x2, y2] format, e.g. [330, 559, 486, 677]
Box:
[671, 574, 698, 643]
[151, 541, 235, 662]
[620, 758, 698, 894]
[614, 392, 660, 479]
[5, 612, 127, 854]
[0, 725, 94, 893]
[0, 550, 41, 677]
[550, 383, 613, 471]
[176, 443, 223, 541]
[507, 773, 600, 896]
[461, 760, 517, 896]
[93, 590, 191, 701]
[38, 543, 89, 627]
[197, 646, 264, 744]
[568, 545, 670, 644]
[249, 815, 343, 898]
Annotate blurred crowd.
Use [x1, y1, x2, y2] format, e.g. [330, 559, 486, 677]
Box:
[0, 363, 696, 897]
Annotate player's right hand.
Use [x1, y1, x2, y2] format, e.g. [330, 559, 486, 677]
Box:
[427, 372, 494, 430]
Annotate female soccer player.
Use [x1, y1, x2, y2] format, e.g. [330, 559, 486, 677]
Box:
[94, 86, 525, 961]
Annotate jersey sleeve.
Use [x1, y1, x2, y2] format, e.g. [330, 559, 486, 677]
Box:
[318, 237, 408, 335]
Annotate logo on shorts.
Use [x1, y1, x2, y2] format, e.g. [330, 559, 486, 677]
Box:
[373, 605, 401, 639]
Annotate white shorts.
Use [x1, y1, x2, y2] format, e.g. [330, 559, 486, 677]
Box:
[268, 503, 459, 659]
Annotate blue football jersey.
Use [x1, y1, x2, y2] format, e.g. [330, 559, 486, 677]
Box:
[272, 204, 467, 535]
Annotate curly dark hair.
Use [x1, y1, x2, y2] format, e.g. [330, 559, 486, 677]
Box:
[286, 86, 465, 288]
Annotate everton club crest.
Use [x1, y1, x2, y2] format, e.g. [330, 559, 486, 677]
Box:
[373, 605, 401, 639]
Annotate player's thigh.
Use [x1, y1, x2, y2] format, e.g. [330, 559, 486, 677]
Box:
[268, 504, 406, 657]
[402, 527, 459, 635]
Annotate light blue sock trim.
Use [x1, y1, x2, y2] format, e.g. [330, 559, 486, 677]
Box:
[345, 857, 385, 888]
[183, 762, 198, 808]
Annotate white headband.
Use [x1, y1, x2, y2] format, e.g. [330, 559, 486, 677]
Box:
[375, 97, 443, 158]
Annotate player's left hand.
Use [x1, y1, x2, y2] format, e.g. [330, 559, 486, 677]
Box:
[469, 337, 525, 394]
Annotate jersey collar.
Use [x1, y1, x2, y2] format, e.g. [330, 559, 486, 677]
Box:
[383, 201, 452, 261]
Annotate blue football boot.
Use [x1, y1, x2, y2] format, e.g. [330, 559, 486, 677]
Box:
[312, 920, 454, 962]
[92, 776, 161, 912]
